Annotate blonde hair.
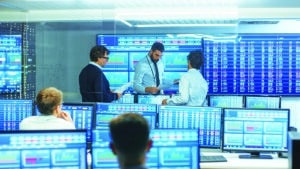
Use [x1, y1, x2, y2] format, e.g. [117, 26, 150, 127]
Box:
[36, 87, 63, 115]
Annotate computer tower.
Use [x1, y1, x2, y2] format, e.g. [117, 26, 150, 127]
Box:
[288, 131, 300, 169]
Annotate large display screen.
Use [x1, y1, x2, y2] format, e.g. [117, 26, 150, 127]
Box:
[0, 35, 22, 94]
[204, 34, 300, 95]
[96, 34, 203, 93]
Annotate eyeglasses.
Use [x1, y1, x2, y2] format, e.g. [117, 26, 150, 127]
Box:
[101, 56, 109, 61]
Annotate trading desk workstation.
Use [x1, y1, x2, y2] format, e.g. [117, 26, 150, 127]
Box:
[0, 95, 299, 169]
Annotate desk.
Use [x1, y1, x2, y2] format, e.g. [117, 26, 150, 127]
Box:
[201, 152, 288, 169]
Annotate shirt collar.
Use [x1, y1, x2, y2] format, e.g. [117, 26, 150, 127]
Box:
[89, 61, 102, 69]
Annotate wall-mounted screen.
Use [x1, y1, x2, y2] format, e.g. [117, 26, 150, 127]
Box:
[103, 71, 129, 90]
[204, 34, 300, 95]
[0, 35, 22, 94]
[97, 34, 203, 93]
[222, 108, 290, 159]
[102, 52, 129, 71]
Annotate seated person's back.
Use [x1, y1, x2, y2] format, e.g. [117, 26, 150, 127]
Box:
[20, 87, 75, 130]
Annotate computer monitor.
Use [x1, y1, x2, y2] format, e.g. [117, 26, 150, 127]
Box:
[157, 105, 222, 148]
[245, 96, 281, 108]
[61, 102, 96, 143]
[0, 99, 33, 130]
[112, 94, 135, 104]
[148, 129, 199, 169]
[208, 95, 244, 108]
[91, 129, 199, 169]
[91, 130, 118, 168]
[94, 103, 157, 129]
[137, 94, 171, 104]
[0, 129, 87, 169]
[222, 108, 290, 159]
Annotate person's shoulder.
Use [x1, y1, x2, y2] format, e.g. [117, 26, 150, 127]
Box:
[80, 64, 99, 73]
[21, 116, 37, 122]
[54, 118, 76, 128]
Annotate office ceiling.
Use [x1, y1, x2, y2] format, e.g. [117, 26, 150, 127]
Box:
[0, 0, 300, 29]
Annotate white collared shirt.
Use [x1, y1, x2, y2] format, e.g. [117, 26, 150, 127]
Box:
[167, 68, 208, 106]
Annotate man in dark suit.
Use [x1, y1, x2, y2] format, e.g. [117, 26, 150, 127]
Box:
[79, 45, 122, 102]
[109, 113, 152, 169]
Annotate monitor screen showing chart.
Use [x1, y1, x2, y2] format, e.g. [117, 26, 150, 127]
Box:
[245, 96, 280, 108]
[222, 108, 290, 159]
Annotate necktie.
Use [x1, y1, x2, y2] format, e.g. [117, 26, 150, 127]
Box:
[153, 62, 160, 87]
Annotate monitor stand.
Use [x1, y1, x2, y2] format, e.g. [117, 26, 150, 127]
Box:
[239, 152, 273, 159]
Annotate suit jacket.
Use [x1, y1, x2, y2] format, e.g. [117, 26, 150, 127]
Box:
[79, 63, 117, 102]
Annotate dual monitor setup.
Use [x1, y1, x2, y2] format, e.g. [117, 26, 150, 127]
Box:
[0, 95, 291, 168]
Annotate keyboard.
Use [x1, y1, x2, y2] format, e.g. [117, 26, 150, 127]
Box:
[200, 155, 227, 162]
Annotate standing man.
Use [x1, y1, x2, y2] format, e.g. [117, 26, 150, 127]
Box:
[79, 45, 122, 102]
[162, 50, 208, 106]
[133, 42, 173, 94]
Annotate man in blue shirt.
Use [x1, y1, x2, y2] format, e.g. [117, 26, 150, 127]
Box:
[162, 50, 208, 106]
[133, 42, 173, 94]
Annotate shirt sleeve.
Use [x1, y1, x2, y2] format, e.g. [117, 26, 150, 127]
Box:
[133, 62, 147, 94]
[167, 74, 189, 105]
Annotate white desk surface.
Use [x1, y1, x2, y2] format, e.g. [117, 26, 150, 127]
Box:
[201, 151, 288, 169]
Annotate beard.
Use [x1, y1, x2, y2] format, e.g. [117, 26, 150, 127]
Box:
[150, 55, 159, 63]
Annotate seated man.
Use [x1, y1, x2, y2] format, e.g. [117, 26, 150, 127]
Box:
[109, 113, 152, 169]
[20, 87, 75, 130]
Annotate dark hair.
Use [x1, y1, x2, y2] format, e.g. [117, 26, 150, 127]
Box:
[109, 113, 150, 156]
[187, 50, 204, 69]
[150, 42, 165, 53]
[89, 45, 110, 61]
[36, 87, 63, 115]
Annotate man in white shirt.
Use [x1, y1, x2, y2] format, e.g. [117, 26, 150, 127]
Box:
[162, 50, 208, 106]
[20, 87, 75, 130]
[133, 42, 174, 94]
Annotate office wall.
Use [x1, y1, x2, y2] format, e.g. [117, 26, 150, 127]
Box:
[35, 27, 95, 102]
